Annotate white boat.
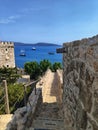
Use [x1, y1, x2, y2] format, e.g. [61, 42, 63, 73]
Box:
[32, 47, 36, 50]
[19, 50, 26, 56]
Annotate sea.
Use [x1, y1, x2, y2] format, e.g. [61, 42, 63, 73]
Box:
[14, 45, 62, 68]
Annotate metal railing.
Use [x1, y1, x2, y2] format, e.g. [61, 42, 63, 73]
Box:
[0, 80, 10, 114]
[0, 79, 40, 114]
[23, 79, 40, 106]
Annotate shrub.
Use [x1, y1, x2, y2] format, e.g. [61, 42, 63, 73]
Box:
[24, 61, 41, 79]
[0, 67, 20, 84]
[52, 62, 62, 72]
[40, 59, 52, 74]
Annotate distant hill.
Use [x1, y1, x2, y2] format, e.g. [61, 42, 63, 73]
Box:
[33, 42, 60, 46]
[14, 42, 61, 46]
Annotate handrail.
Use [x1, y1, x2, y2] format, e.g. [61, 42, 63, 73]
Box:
[0, 78, 41, 114]
[23, 78, 40, 106]
[0, 83, 5, 112]
[24, 78, 40, 87]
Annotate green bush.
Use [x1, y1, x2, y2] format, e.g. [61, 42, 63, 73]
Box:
[24, 60, 62, 79]
[8, 83, 24, 112]
[0, 67, 20, 84]
[0, 83, 31, 114]
[24, 61, 41, 79]
[52, 62, 62, 72]
[0, 85, 5, 114]
[40, 59, 52, 74]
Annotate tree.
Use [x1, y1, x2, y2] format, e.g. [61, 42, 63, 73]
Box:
[40, 59, 52, 74]
[52, 62, 62, 72]
[0, 67, 20, 84]
[8, 83, 24, 112]
[24, 61, 40, 79]
[0, 83, 32, 114]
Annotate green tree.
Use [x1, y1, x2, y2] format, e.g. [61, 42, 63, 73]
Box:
[0, 67, 20, 84]
[0, 83, 31, 114]
[52, 62, 62, 72]
[8, 83, 24, 112]
[40, 59, 52, 74]
[24, 61, 40, 79]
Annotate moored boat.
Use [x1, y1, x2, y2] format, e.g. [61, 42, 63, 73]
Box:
[32, 47, 36, 50]
[19, 50, 26, 56]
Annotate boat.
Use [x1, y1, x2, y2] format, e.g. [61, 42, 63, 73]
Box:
[19, 50, 26, 56]
[32, 47, 36, 50]
[48, 52, 55, 55]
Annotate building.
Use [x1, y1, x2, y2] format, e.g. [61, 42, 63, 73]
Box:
[0, 41, 15, 68]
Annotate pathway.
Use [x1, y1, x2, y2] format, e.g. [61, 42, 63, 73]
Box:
[31, 69, 64, 129]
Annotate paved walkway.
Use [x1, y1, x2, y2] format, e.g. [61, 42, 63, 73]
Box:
[42, 69, 62, 104]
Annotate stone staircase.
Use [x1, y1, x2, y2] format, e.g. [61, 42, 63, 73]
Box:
[30, 101, 64, 130]
[0, 114, 13, 130]
[32, 117, 64, 130]
[28, 70, 64, 130]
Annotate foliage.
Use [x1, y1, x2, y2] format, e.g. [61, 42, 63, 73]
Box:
[0, 83, 31, 114]
[8, 83, 31, 112]
[24, 61, 41, 79]
[8, 83, 24, 112]
[0, 84, 5, 114]
[52, 62, 62, 72]
[40, 59, 52, 74]
[24, 60, 62, 79]
[0, 67, 20, 84]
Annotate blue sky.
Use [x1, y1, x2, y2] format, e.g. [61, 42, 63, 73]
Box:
[0, 0, 98, 44]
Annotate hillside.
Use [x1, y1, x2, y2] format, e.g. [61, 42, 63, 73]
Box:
[14, 42, 60, 46]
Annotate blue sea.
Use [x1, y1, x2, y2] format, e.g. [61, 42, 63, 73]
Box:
[14, 45, 62, 68]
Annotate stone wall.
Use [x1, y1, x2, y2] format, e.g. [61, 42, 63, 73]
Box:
[0, 41, 15, 68]
[63, 36, 98, 130]
[56, 69, 63, 105]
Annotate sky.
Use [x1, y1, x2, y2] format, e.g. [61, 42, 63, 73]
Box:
[0, 0, 98, 44]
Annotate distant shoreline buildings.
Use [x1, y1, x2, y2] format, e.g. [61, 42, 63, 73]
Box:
[0, 41, 15, 68]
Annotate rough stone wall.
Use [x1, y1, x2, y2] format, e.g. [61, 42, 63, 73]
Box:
[56, 69, 63, 105]
[63, 36, 98, 130]
[0, 41, 15, 68]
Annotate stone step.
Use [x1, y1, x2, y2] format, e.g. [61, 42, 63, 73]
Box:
[32, 118, 65, 130]
[0, 114, 13, 130]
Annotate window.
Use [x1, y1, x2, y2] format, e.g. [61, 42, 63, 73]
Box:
[7, 65, 9, 67]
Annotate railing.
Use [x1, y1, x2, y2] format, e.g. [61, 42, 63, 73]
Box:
[0, 80, 10, 114]
[0, 79, 40, 114]
[23, 79, 40, 106]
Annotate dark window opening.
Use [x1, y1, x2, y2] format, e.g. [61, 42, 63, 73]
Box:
[7, 65, 9, 67]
